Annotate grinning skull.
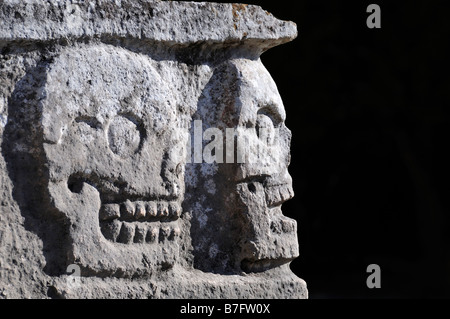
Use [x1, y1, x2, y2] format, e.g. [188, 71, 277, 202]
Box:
[188, 58, 299, 273]
[40, 44, 188, 276]
[229, 59, 299, 272]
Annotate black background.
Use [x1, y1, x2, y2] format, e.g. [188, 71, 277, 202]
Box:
[261, 0, 449, 298]
[196, 0, 450, 298]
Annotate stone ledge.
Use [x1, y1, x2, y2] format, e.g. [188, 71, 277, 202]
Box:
[0, 0, 297, 51]
[51, 265, 308, 299]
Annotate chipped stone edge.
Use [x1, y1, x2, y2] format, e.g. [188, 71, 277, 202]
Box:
[0, 0, 297, 52]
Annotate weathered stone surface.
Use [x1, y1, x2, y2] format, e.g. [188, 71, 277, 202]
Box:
[0, 0, 307, 298]
[0, 0, 296, 50]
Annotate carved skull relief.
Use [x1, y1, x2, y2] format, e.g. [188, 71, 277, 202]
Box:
[40, 44, 188, 276]
[228, 59, 299, 272]
[1, 0, 307, 298]
[22, 46, 298, 278]
[187, 59, 298, 273]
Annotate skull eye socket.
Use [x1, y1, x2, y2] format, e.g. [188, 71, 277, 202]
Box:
[256, 112, 274, 130]
[107, 115, 143, 157]
[255, 108, 281, 146]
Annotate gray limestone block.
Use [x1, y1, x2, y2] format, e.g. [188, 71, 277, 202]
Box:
[0, 0, 307, 299]
[0, 0, 297, 50]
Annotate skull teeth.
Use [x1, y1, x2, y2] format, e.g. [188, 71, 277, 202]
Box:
[134, 224, 147, 243]
[99, 200, 182, 222]
[99, 204, 121, 221]
[101, 221, 181, 244]
[134, 202, 146, 220]
[264, 183, 294, 207]
[270, 216, 296, 234]
[117, 222, 135, 244]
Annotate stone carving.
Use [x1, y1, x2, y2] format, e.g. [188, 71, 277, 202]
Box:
[186, 59, 298, 274]
[0, 0, 307, 298]
[40, 44, 188, 277]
